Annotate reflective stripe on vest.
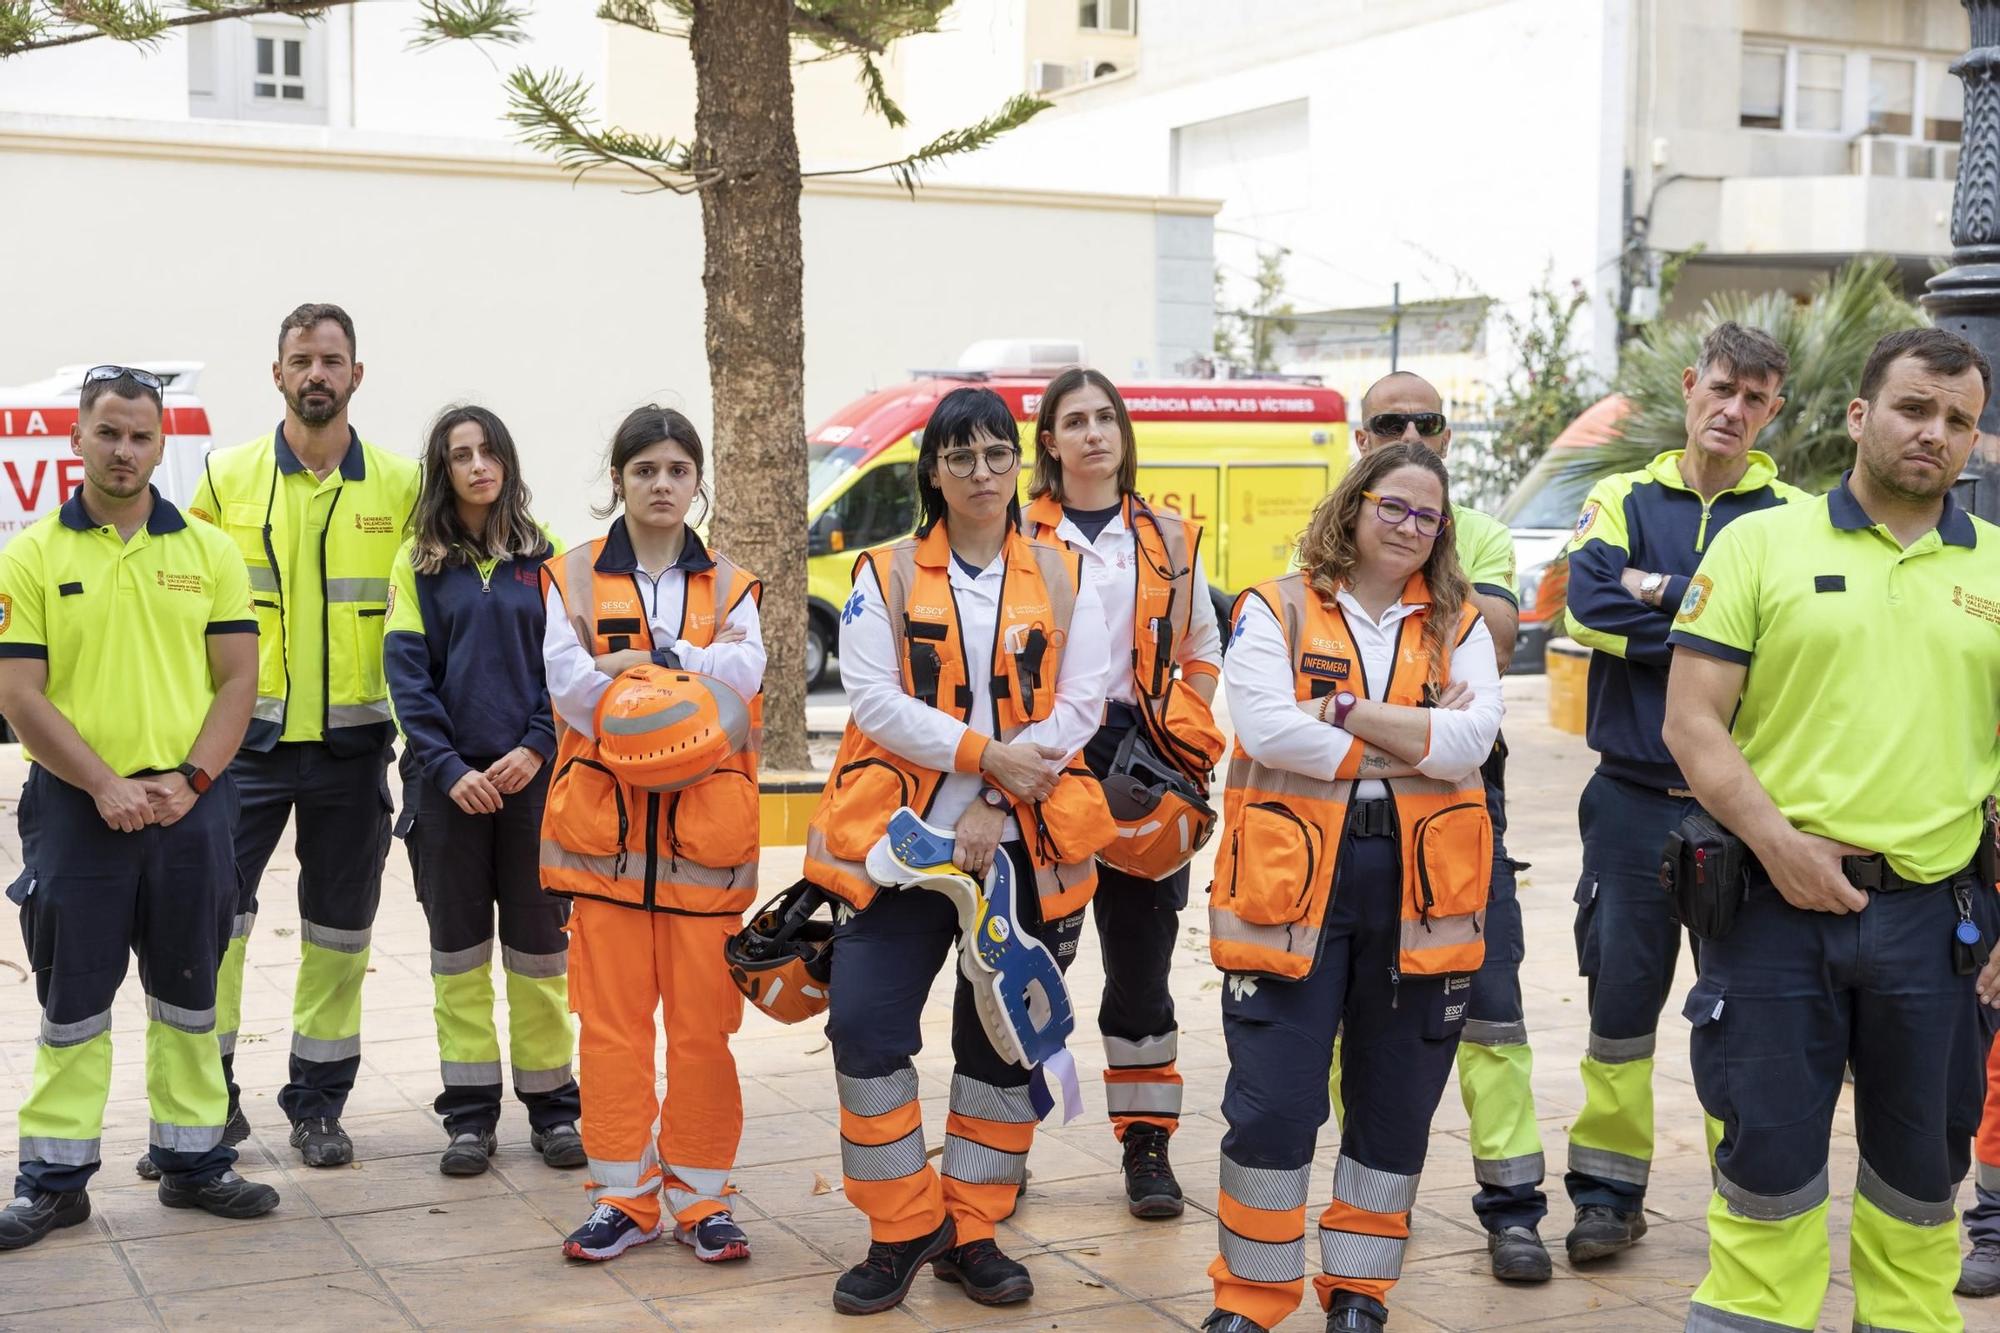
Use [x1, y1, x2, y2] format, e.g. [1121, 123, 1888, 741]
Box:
[197, 436, 412, 743]
[804, 524, 1096, 914]
[538, 536, 762, 914]
[1208, 571, 1489, 980]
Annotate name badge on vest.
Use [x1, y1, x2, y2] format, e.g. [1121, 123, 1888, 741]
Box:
[1300, 652, 1351, 681]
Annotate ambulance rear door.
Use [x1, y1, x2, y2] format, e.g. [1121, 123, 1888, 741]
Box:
[1222, 462, 1335, 590]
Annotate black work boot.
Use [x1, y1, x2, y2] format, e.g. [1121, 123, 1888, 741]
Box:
[1121, 1123, 1185, 1218]
[157, 1169, 280, 1219]
[1200, 1312, 1269, 1333]
[1488, 1224, 1553, 1282]
[1564, 1203, 1647, 1263]
[531, 1122, 587, 1169]
[933, 1237, 1034, 1305]
[832, 1215, 955, 1315]
[1327, 1291, 1388, 1332]
[289, 1116, 354, 1168]
[438, 1129, 497, 1177]
[0, 1190, 89, 1250]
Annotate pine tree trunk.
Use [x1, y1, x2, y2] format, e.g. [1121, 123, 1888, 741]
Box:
[690, 0, 809, 771]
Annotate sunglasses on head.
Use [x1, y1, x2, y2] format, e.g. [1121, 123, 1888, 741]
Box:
[83, 365, 164, 397]
[1366, 411, 1447, 439]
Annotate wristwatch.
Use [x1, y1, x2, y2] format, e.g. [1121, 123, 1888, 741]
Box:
[1639, 571, 1668, 606]
[1331, 691, 1358, 728]
[980, 785, 1009, 810]
[176, 763, 213, 795]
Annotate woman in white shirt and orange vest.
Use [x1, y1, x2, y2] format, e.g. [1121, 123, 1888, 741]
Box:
[803, 386, 1115, 1317]
[1202, 442, 1502, 1333]
[1019, 367, 1223, 1218]
[538, 406, 766, 1267]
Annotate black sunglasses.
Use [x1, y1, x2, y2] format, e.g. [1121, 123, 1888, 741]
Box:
[1365, 411, 1447, 439]
[83, 365, 165, 397]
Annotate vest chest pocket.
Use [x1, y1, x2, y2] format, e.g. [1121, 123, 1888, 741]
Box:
[818, 758, 914, 860]
[1030, 767, 1117, 865]
[544, 757, 630, 859]
[1408, 801, 1493, 926]
[668, 767, 759, 868]
[1216, 801, 1323, 926]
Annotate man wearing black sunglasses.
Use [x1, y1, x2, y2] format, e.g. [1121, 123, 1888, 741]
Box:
[0, 367, 279, 1246]
[1347, 370, 1550, 1283]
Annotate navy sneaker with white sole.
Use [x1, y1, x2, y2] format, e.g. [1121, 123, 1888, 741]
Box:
[562, 1202, 662, 1262]
[674, 1210, 751, 1262]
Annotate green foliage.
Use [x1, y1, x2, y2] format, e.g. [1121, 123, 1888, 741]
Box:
[1215, 248, 1296, 373]
[1573, 256, 1925, 491]
[1456, 272, 1601, 509]
[0, 0, 525, 57]
[505, 66, 704, 192]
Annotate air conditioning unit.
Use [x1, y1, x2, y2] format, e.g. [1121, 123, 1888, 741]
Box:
[1031, 61, 1074, 94]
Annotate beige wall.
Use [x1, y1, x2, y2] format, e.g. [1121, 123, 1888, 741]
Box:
[0, 122, 1202, 541]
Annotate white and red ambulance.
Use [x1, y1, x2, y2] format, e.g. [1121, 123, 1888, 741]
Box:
[0, 362, 214, 546]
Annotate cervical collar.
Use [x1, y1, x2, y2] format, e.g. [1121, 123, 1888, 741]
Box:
[867, 808, 1081, 1106]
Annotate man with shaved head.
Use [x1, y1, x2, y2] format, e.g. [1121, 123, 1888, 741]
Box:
[1332, 371, 1548, 1283]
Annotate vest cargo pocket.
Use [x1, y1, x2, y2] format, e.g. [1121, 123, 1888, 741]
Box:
[1217, 801, 1322, 927]
[1409, 801, 1493, 926]
[544, 758, 629, 859]
[819, 758, 913, 861]
[670, 768, 759, 868]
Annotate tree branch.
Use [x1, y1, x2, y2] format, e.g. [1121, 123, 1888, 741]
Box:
[802, 91, 1049, 194]
[505, 64, 717, 194]
[1, 0, 526, 57]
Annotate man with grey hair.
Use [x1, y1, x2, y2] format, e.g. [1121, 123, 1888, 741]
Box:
[1560, 321, 1803, 1263]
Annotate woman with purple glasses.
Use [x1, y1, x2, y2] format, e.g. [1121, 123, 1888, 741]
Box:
[1201, 441, 1503, 1333]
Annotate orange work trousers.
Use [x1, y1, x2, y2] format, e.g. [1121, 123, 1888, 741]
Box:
[569, 897, 744, 1231]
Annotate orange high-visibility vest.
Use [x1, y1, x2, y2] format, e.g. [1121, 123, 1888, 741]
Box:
[804, 523, 1115, 918]
[539, 524, 763, 915]
[1208, 571, 1490, 981]
[1021, 493, 1224, 781]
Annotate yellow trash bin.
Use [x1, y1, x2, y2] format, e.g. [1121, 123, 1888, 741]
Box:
[1547, 637, 1589, 736]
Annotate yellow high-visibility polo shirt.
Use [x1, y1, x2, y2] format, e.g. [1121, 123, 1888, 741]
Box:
[0, 489, 254, 775]
[1668, 475, 2000, 882]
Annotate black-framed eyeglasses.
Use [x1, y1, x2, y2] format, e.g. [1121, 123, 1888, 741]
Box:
[1363, 490, 1448, 538]
[1366, 411, 1447, 439]
[83, 365, 164, 397]
[940, 444, 1020, 479]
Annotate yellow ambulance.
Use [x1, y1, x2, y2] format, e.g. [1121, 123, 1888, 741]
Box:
[804, 370, 1351, 684]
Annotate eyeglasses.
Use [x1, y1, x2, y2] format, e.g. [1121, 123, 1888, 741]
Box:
[1365, 411, 1447, 439]
[940, 445, 1021, 479]
[83, 364, 164, 396]
[1363, 490, 1448, 538]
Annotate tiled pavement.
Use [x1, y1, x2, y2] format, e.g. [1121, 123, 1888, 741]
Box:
[0, 677, 1996, 1331]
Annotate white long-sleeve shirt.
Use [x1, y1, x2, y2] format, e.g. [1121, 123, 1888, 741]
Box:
[1224, 589, 1501, 800]
[543, 564, 767, 738]
[1040, 507, 1222, 705]
[840, 550, 1110, 838]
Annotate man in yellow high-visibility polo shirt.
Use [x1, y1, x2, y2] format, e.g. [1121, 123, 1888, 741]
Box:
[0, 367, 278, 1248]
[1665, 326, 2000, 1333]
[1336, 371, 1549, 1284]
[179, 304, 419, 1171]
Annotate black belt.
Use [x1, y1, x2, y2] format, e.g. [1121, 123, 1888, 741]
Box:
[1348, 799, 1396, 839]
[1840, 854, 1945, 894]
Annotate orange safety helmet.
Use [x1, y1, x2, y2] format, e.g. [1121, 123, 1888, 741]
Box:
[593, 665, 751, 792]
[725, 881, 836, 1024]
[1098, 726, 1216, 881]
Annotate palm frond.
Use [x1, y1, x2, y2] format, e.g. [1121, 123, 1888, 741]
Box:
[505, 65, 710, 193]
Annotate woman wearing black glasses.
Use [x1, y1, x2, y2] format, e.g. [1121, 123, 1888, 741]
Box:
[1203, 441, 1501, 1333]
[803, 386, 1115, 1316]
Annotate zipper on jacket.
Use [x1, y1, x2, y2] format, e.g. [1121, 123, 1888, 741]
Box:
[1695, 501, 1714, 553]
[643, 793, 662, 911]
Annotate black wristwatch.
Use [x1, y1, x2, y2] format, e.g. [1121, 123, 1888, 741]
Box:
[176, 763, 213, 795]
[980, 785, 1009, 810]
